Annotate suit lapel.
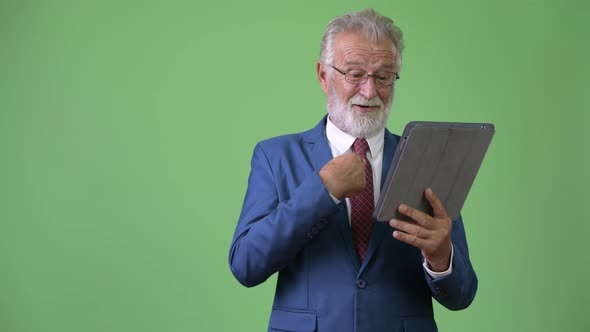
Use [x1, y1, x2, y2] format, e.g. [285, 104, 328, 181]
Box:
[304, 116, 361, 270]
[304, 118, 400, 272]
[306, 117, 334, 173]
[359, 129, 399, 273]
[334, 201, 361, 269]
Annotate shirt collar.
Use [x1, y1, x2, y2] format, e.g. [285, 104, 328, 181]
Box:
[325, 115, 384, 157]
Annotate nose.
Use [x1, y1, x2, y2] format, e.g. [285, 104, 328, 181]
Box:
[359, 76, 377, 100]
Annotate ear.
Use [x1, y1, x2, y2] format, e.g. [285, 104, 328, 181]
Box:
[317, 61, 329, 95]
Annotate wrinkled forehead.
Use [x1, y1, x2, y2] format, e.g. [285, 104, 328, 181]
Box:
[333, 31, 397, 68]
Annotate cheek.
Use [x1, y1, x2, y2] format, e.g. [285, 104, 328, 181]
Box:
[379, 88, 394, 103]
[334, 82, 358, 102]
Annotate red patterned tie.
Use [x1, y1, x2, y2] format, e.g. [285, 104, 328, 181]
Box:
[350, 138, 374, 262]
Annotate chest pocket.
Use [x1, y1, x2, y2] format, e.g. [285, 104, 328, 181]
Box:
[269, 308, 317, 332]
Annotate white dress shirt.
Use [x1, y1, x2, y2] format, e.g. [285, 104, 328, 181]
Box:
[324, 116, 453, 279]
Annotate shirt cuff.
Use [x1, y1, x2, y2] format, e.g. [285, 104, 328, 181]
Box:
[423, 243, 454, 279]
[329, 193, 341, 205]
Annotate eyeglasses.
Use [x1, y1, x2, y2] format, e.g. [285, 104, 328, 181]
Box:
[330, 65, 400, 86]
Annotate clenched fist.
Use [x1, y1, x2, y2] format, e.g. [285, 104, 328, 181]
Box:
[319, 152, 366, 199]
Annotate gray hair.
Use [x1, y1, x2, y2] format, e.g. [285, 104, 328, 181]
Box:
[320, 8, 404, 71]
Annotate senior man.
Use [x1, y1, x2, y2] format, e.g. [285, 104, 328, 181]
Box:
[229, 8, 477, 332]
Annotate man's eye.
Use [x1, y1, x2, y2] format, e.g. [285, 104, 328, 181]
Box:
[376, 73, 393, 80]
[348, 71, 365, 79]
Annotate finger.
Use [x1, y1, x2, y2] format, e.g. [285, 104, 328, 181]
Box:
[341, 151, 361, 162]
[389, 219, 426, 239]
[355, 153, 366, 166]
[425, 188, 450, 219]
[346, 152, 365, 167]
[398, 204, 430, 227]
[393, 230, 425, 249]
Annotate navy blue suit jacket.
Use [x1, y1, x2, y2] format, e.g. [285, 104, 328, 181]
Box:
[229, 116, 477, 332]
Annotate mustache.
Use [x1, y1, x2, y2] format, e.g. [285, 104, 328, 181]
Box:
[349, 96, 384, 108]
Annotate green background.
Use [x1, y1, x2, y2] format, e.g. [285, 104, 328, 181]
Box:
[1, 0, 588, 331]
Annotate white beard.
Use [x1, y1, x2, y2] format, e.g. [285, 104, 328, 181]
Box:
[327, 85, 392, 138]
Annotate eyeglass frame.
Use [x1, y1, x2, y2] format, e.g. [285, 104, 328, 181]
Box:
[329, 65, 400, 86]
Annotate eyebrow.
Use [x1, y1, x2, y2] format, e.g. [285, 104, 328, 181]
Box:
[343, 61, 396, 71]
[343, 60, 363, 66]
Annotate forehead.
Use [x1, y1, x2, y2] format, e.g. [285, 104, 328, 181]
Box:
[333, 31, 397, 68]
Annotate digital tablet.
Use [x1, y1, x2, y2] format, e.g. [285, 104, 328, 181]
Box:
[373, 122, 495, 222]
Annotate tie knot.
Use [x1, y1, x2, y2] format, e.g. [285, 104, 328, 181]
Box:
[353, 138, 370, 157]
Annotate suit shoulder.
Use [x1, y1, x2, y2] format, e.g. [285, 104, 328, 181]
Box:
[385, 128, 401, 141]
[255, 126, 317, 151]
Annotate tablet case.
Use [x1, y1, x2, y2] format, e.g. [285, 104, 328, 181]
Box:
[373, 122, 495, 222]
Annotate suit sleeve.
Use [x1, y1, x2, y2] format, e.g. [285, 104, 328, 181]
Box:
[424, 215, 478, 310]
[228, 143, 339, 287]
